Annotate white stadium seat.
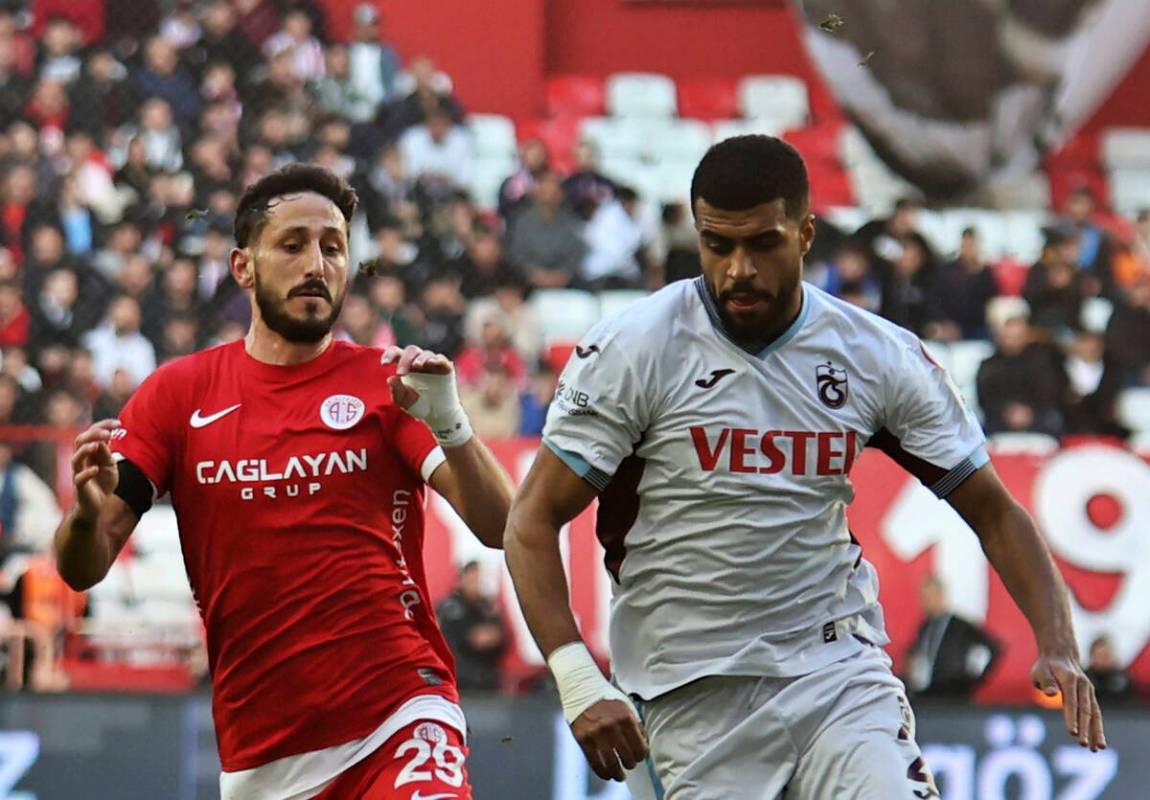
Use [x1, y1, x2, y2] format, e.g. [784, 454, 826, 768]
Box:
[1002, 210, 1049, 263]
[467, 155, 515, 211]
[713, 117, 788, 142]
[821, 206, 868, 236]
[1109, 169, 1150, 216]
[529, 289, 601, 345]
[737, 75, 809, 131]
[937, 209, 1011, 259]
[986, 432, 1060, 455]
[1080, 297, 1114, 334]
[649, 159, 700, 204]
[598, 155, 646, 186]
[605, 72, 677, 119]
[947, 339, 994, 413]
[1101, 127, 1150, 170]
[1117, 388, 1150, 434]
[645, 118, 713, 164]
[467, 114, 517, 160]
[131, 504, 182, 556]
[580, 117, 646, 160]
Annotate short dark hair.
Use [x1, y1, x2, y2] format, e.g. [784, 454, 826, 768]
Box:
[234, 163, 358, 248]
[690, 135, 809, 219]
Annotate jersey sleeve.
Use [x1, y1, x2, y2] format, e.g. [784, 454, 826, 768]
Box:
[872, 337, 988, 498]
[390, 406, 444, 482]
[542, 325, 651, 491]
[109, 366, 179, 497]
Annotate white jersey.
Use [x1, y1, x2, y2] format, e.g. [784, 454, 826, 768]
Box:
[543, 279, 987, 700]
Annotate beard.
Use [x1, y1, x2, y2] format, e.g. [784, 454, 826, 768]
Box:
[253, 270, 344, 344]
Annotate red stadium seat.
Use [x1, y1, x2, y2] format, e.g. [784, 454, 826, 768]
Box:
[1043, 131, 1101, 172]
[546, 75, 605, 118]
[517, 116, 582, 173]
[784, 121, 844, 163]
[992, 257, 1030, 296]
[546, 342, 576, 375]
[677, 78, 739, 120]
[1047, 168, 1111, 214]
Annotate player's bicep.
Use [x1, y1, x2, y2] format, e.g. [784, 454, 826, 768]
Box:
[944, 462, 1018, 532]
[511, 446, 599, 536]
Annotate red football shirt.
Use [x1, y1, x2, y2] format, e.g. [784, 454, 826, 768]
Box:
[111, 340, 458, 771]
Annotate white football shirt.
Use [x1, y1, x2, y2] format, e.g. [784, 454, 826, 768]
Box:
[543, 279, 988, 700]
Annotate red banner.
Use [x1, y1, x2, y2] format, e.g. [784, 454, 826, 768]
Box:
[422, 440, 1150, 702]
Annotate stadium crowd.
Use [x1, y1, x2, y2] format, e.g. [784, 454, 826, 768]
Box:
[0, 0, 1149, 692]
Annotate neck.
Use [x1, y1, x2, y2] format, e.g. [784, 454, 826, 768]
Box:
[244, 322, 332, 366]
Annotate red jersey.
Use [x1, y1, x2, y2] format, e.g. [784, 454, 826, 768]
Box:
[111, 340, 458, 772]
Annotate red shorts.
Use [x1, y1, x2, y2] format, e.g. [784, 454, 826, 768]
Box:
[314, 719, 472, 799]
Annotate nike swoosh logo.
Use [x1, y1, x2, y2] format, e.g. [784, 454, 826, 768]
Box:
[189, 403, 242, 428]
[575, 344, 600, 359]
[410, 793, 458, 800]
[694, 369, 735, 389]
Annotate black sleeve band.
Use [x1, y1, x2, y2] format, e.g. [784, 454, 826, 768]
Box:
[113, 458, 155, 520]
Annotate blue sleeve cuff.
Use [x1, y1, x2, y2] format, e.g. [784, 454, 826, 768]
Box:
[930, 445, 990, 498]
[543, 439, 613, 492]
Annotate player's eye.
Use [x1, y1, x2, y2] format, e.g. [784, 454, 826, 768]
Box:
[283, 241, 301, 253]
[324, 244, 343, 256]
[706, 239, 733, 255]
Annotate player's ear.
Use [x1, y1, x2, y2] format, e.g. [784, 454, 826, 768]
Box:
[799, 212, 817, 257]
[230, 247, 254, 288]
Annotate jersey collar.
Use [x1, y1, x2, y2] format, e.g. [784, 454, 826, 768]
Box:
[694, 277, 810, 359]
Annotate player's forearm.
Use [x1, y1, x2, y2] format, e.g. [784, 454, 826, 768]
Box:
[442, 436, 515, 548]
[53, 508, 118, 591]
[976, 500, 1078, 655]
[504, 507, 584, 657]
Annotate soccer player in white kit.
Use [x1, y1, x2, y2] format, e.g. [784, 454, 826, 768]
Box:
[504, 136, 1106, 799]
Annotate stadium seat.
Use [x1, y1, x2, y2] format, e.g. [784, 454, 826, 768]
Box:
[130, 505, 182, 557]
[598, 155, 647, 187]
[848, 161, 918, 216]
[737, 75, 810, 131]
[545, 342, 576, 374]
[468, 155, 516, 211]
[650, 159, 700, 204]
[529, 289, 601, 345]
[947, 339, 994, 409]
[468, 114, 518, 160]
[546, 74, 605, 118]
[1002, 211, 1048, 263]
[783, 122, 843, 163]
[605, 72, 677, 119]
[1080, 297, 1114, 334]
[1117, 388, 1150, 434]
[598, 290, 650, 320]
[517, 116, 581, 173]
[677, 78, 740, 120]
[1109, 169, 1150, 216]
[821, 206, 868, 236]
[986, 432, 1060, 455]
[1101, 128, 1150, 170]
[644, 118, 713, 164]
[580, 117, 646, 160]
[938, 209, 1012, 259]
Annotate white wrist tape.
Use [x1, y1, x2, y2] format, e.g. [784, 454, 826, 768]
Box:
[400, 372, 473, 448]
[547, 642, 635, 724]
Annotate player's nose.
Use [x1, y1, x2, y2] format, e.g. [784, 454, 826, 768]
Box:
[728, 246, 756, 281]
[302, 240, 325, 277]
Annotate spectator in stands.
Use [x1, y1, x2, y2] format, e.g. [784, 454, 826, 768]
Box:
[435, 561, 506, 692]
[81, 295, 157, 390]
[0, 33, 31, 131]
[1024, 224, 1087, 334]
[356, 145, 417, 232]
[0, 440, 60, 562]
[416, 277, 466, 358]
[0, 374, 22, 426]
[314, 45, 360, 122]
[158, 0, 202, 51]
[455, 308, 526, 390]
[334, 292, 389, 348]
[1060, 186, 1113, 296]
[364, 274, 420, 347]
[28, 268, 100, 351]
[398, 104, 474, 194]
[563, 140, 616, 213]
[346, 3, 401, 122]
[263, 8, 325, 85]
[68, 49, 131, 140]
[498, 138, 549, 223]
[924, 227, 998, 341]
[506, 170, 587, 289]
[580, 185, 647, 291]
[119, 97, 184, 173]
[657, 201, 702, 285]
[0, 280, 29, 348]
[384, 56, 465, 138]
[132, 37, 201, 126]
[23, 78, 70, 136]
[1105, 278, 1150, 386]
[812, 239, 882, 313]
[904, 575, 1000, 700]
[186, 1, 251, 80]
[91, 366, 135, 421]
[460, 365, 523, 440]
[453, 225, 514, 300]
[158, 312, 199, 363]
[1060, 328, 1127, 437]
[1, 163, 47, 265]
[854, 197, 939, 280]
[906, 577, 998, 698]
[24, 387, 86, 484]
[1, 346, 41, 394]
[467, 269, 543, 365]
[879, 236, 934, 335]
[233, 0, 281, 50]
[1085, 635, 1135, 703]
[519, 360, 558, 437]
[37, 16, 84, 87]
[977, 313, 1063, 437]
[1112, 209, 1150, 293]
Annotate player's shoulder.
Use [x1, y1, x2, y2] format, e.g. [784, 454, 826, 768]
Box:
[804, 283, 924, 359]
[582, 280, 696, 350]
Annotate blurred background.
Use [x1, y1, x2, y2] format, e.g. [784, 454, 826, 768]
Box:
[0, 0, 1149, 797]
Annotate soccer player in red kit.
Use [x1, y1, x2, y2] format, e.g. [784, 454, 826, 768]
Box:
[53, 164, 515, 799]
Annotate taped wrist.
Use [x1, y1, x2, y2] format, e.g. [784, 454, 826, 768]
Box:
[400, 372, 473, 448]
[547, 642, 634, 724]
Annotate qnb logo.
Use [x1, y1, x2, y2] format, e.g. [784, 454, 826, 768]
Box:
[922, 714, 1117, 800]
[195, 448, 368, 500]
[690, 427, 859, 476]
[816, 362, 849, 409]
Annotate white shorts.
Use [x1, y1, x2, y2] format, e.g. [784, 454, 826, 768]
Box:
[625, 644, 940, 800]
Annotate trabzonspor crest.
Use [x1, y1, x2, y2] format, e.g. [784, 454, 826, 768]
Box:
[816, 362, 848, 409]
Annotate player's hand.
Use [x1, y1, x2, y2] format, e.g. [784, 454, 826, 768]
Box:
[570, 698, 650, 782]
[1032, 651, 1106, 751]
[72, 420, 122, 523]
[381, 344, 453, 409]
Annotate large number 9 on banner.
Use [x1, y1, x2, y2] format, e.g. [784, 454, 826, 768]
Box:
[1033, 445, 1150, 666]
